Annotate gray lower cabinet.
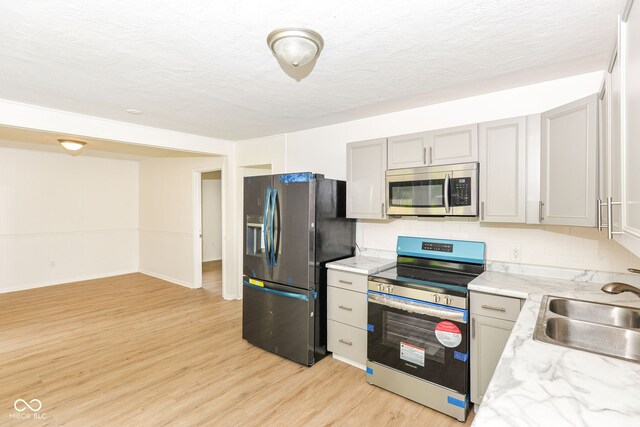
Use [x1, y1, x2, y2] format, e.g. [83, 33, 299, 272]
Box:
[470, 291, 522, 406]
[327, 269, 368, 368]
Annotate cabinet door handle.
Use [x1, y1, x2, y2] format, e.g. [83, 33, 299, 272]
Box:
[422, 147, 427, 164]
[597, 198, 603, 231]
[338, 305, 353, 311]
[429, 147, 433, 164]
[539, 201, 544, 222]
[481, 201, 485, 221]
[338, 280, 352, 285]
[472, 317, 476, 339]
[381, 202, 385, 217]
[607, 197, 623, 239]
[629, 268, 640, 275]
[481, 304, 506, 312]
[338, 338, 353, 346]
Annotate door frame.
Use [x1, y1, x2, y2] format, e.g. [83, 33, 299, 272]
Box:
[193, 166, 224, 290]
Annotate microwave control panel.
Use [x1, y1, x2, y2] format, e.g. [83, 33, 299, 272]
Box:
[451, 178, 472, 206]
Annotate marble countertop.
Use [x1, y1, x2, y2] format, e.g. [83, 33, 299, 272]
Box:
[470, 271, 640, 426]
[326, 256, 395, 275]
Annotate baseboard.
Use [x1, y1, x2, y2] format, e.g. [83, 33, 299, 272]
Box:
[138, 269, 196, 289]
[0, 269, 139, 294]
[203, 257, 222, 262]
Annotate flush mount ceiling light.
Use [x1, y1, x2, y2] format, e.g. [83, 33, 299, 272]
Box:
[58, 139, 86, 152]
[267, 28, 324, 68]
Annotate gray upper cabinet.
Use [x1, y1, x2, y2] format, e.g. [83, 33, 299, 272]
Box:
[540, 94, 598, 227]
[598, 75, 610, 207]
[387, 132, 427, 170]
[387, 124, 478, 170]
[596, 40, 623, 238]
[346, 138, 387, 219]
[427, 124, 478, 166]
[620, 2, 640, 256]
[611, 43, 623, 233]
[479, 117, 526, 223]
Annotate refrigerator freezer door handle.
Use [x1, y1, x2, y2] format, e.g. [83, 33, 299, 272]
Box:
[273, 188, 281, 266]
[270, 188, 278, 267]
[263, 187, 272, 267]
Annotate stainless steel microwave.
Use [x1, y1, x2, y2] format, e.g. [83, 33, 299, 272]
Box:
[385, 162, 478, 217]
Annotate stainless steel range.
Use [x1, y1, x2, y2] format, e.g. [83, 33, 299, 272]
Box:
[366, 236, 485, 422]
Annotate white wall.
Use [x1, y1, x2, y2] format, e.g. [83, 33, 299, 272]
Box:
[235, 71, 640, 278]
[138, 156, 227, 289]
[285, 71, 607, 180]
[356, 220, 639, 274]
[0, 147, 139, 292]
[202, 172, 222, 261]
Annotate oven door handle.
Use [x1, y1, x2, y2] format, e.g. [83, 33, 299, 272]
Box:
[368, 291, 467, 323]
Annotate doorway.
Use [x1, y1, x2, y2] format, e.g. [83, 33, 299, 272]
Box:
[201, 170, 223, 294]
[193, 167, 224, 295]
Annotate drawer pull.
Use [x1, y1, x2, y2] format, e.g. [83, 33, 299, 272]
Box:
[338, 280, 353, 285]
[338, 338, 353, 346]
[481, 304, 506, 312]
[338, 305, 353, 311]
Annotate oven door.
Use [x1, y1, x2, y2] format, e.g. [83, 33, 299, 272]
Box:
[367, 291, 469, 394]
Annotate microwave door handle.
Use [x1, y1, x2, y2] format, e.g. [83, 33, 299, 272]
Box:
[444, 174, 451, 214]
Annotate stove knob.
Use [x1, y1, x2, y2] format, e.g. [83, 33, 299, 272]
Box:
[378, 283, 384, 292]
[444, 296, 452, 306]
[433, 294, 441, 303]
[388, 285, 394, 293]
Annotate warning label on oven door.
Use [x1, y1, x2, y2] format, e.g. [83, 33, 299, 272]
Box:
[400, 342, 425, 367]
[435, 321, 462, 348]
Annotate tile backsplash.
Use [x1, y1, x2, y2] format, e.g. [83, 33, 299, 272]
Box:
[356, 218, 640, 274]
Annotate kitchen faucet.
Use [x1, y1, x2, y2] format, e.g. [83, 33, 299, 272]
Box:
[601, 268, 640, 297]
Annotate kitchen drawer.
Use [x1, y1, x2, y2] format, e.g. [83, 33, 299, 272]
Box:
[327, 320, 367, 366]
[327, 269, 368, 293]
[327, 286, 367, 329]
[470, 292, 521, 322]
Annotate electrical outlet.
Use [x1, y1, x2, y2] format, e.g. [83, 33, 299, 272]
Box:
[510, 246, 522, 264]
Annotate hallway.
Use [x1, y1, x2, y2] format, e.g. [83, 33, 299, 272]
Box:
[202, 260, 222, 294]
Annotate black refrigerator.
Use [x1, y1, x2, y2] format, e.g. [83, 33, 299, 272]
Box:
[242, 172, 355, 366]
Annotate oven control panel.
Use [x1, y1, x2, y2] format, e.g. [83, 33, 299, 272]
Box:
[421, 242, 453, 252]
[432, 293, 453, 306]
[368, 280, 467, 310]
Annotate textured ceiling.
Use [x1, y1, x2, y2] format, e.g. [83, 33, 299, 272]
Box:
[0, 1, 625, 140]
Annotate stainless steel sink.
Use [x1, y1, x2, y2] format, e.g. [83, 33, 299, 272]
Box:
[548, 297, 640, 329]
[534, 296, 640, 364]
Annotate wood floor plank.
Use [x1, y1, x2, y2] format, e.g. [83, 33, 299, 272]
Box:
[0, 265, 474, 426]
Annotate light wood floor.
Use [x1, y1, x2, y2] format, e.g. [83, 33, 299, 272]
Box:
[0, 266, 474, 426]
[202, 260, 222, 294]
